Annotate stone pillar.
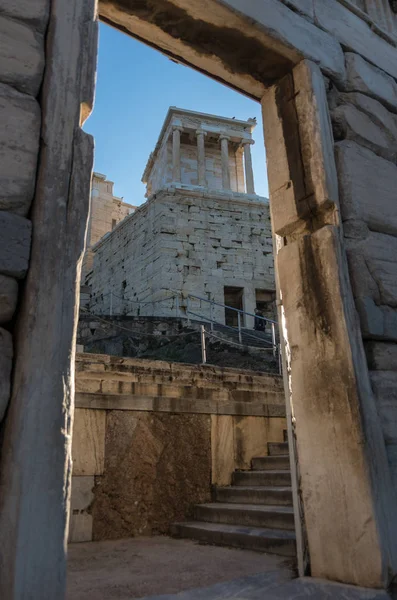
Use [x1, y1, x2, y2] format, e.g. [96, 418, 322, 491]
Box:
[172, 126, 183, 183]
[196, 129, 207, 186]
[219, 134, 231, 190]
[242, 139, 255, 194]
[262, 59, 397, 590]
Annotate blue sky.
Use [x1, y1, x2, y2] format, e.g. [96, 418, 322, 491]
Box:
[85, 23, 268, 206]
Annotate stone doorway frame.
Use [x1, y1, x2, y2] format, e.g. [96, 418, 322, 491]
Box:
[1, 1, 397, 598]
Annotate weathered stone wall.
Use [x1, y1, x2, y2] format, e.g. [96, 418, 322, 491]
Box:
[83, 172, 135, 280]
[90, 187, 275, 324]
[70, 353, 286, 542]
[327, 55, 397, 491]
[3, 0, 397, 594]
[0, 0, 49, 424]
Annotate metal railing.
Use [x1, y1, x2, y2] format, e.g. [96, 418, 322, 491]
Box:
[86, 288, 281, 371]
[171, 289, 278, 356]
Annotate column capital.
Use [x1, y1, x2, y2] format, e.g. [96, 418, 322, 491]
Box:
[219, 134, 230, 142]
[195, 129, 207, 137]
[240, 138, 255, 146]
[172, 125, 184, 134]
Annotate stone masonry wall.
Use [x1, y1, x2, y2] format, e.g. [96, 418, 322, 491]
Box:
[327, 54, 397, 489]
[83, 174, 135, 280]
[90, 187, 275, 325]
[70, 353, 286, 542]
[0, 1, 49, 423]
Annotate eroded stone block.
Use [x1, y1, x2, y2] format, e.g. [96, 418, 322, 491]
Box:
[331, 104, 397, 163]
[72, 409, 106, 476]
[68, 513, 93, 544]
[335, 93, 397, 144]
[0, 14, 45, 96]
[0, 0, 50, 31]
[211, 414, 234, 486]
[0, 274, 18, 324]
[370, 371, 397, 445]
[0, 211, 31, 278]
[346, 231, 397, 308]
[365, 342, 397, 371]
[314, 4, 397, 81]
[0, 83, 41, 215]
[343, 53, 397, 113]
[356, 297, 397, 342]
[70, 476, 94, 512]
[0, 327, 13, 422]
[335, 141, 397, 236]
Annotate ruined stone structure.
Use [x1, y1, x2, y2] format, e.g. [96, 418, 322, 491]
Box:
[70, 353, 286, 543]
[2, 1, 397, 597]
[82, 172, 136, 282]
[90, 108, 275, 325]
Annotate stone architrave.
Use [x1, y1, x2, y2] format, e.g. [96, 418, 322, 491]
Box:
[219, 134, 231, 190]
[0, 0, 98, 597]
[195, 129, 207, 186]
[172, 126, 183, 182]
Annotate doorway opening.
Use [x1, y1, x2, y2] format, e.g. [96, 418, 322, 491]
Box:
[224, 286, 244, 326]
[68, 15, 294, 600]
[255, 288, 276, 322]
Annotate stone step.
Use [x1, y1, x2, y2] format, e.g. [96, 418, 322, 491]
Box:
[251, 456, 290, 470]
[75, 378, 281, 403]
[214, 485, 293, 506]
[194, 503, 295, 530]
[76, 356, 280, 387]
[171, 521, 296, 557]
[267, 442, 289, 456]
[232, 470, 291, 487]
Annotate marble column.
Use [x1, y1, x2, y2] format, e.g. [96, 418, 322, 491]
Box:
[219, 134, 231, 190]
[196, 129, 207, 186]
[172, 126, 183, 182]
[242, 139, 255, 194]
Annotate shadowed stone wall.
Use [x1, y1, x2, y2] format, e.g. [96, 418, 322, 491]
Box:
[69, 353, 286, 542]
[0, 0, 49, 423]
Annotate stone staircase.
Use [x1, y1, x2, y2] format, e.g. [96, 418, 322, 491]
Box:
[172, 440, 296, 557]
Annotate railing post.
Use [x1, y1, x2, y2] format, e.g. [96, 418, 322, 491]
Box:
[110, 290, 113, 316]
[187, 296, 191, 325]
[176, 293, 179, 318]
[200, 325, 207, 364]
[278, 343, 282, 374]
[210, 300, 214, 331]
[237, 311, 242, 345]
[271, 322, 276, 357]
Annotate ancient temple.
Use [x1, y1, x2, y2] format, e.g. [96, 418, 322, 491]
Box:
[89, 107, 276, 325]
[142, 107, 257, 195]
